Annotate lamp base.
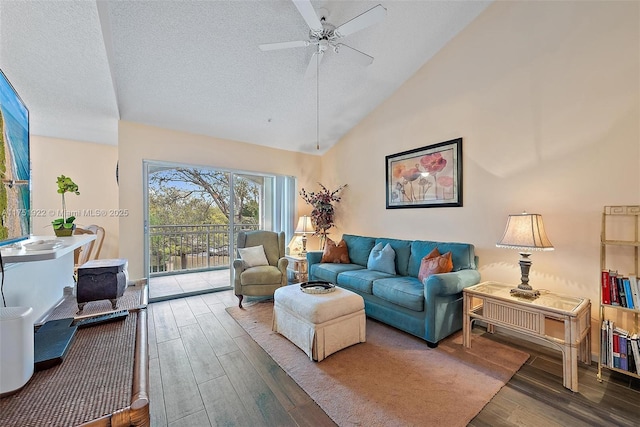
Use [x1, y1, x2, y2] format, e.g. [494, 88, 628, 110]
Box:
[300, 235, 308, 255]
[510, 286, 540, 299]
[510, 252, 539, 298]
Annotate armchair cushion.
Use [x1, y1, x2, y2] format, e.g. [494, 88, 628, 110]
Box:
[241, 265, 283, 285]
[238, 245, 269, 268]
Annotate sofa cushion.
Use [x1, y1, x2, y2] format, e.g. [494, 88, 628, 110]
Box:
[342, 234, 376, 267]
[418, 251, 453, 282]
[375, 238, 411, 276]
[372, 276, 424, 312]
[321, 238, 351, 263]
[311, 262, 364, 284]
[436, 242, 476, 270]
[338, 269, 394, 295]
[367, 243, 396, 275]
[408, 241, 476, 276]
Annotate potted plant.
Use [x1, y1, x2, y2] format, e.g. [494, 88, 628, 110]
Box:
[52, 175, 80, 237]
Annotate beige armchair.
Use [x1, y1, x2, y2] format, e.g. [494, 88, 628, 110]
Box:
[233, 230, 288, 308]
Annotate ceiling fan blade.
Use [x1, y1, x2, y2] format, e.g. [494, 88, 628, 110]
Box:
[292, 0, 323, 33]
[335, 43, 374, 66]
[259, 40, 310, 51]
[334, 4, 387, 38]
[304, 50, 324, 79]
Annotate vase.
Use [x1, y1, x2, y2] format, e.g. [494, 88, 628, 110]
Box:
[53, 225, 75, 237]
[319, 233, 327, 250]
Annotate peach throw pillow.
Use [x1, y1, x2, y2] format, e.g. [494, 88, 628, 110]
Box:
[321, 238, 351, 264]
[418, 249, 453, 282]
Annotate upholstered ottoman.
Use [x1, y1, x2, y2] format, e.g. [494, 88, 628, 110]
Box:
[77, 258, 128, 312]
[273, 284, 366, 361]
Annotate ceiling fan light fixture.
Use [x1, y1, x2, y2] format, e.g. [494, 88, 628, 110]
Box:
[259, 0, 387, 151]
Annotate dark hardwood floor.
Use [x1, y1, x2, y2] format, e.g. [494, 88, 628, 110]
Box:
[149, 290, 640, 426]
[470, 332, 640, 426]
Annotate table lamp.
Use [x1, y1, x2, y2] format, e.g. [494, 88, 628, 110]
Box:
[496, 212, 554, 298]
[295, 215, 314, 255]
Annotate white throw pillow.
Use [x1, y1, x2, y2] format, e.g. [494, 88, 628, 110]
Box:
[238, 245, 269, 268]
[367, 242, 396, 275]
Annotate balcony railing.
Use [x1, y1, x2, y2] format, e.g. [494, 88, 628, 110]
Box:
[149, 223, 258, 276]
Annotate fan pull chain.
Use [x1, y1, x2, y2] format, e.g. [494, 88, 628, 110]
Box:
[316, 51, 320, 150]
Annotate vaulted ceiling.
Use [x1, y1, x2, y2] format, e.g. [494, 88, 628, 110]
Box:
[0, 1, 491, 154]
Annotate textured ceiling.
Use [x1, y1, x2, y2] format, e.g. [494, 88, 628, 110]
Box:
[0, 1, 491, 154]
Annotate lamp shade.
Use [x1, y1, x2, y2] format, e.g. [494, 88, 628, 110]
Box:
[496, 212, 554, 251]
[295, 215, 314, 234]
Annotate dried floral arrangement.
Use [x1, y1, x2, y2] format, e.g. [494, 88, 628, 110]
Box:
[299, 183, 347, 248]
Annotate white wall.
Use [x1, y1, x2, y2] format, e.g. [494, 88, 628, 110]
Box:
[30, 136, 119, 258]
[117, 121, 321, 279]
[321, 1, 640, 348]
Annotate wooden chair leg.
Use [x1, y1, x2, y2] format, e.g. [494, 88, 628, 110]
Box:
[237, 294, 243, 308]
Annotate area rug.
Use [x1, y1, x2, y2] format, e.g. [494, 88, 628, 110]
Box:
[43, 281, 146, 323]
[227, 300, 529, 427]
[0, 312, 139, 426]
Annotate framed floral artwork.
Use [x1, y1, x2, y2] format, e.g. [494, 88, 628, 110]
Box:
[385, 138, 462, 208]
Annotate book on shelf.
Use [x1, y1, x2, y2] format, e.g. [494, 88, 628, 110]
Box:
[601, 320, 609, 365]
[601, 270, 611, 305]
[617, 276, 628, 308]
[610, 271, 620, 306]
[631, 333, 640, 374]
[628, 336, 637, 374]
[608, 320, 614, 367]
[612, 330, 621, 369]
[629, 275, 640, 309]
[622, 277, 635, 309]
[619, 331, 629, 371]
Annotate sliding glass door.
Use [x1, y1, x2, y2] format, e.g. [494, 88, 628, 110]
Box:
[143, 161, 294, 301]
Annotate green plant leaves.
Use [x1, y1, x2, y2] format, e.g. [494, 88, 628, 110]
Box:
[56, 175, 80, 195]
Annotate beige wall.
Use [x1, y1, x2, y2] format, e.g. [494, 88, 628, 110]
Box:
[118, 121, 321, 279]
[321, 0, 640, 338]
[30, 136, 119, 258]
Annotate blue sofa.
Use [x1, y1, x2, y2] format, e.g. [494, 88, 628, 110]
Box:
[307, 234, 480, 347]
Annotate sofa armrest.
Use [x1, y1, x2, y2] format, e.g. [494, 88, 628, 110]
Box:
[422, 269, 480, 345]
[423, 269, 481, 299]
[306, 251, 323, 267]
[305, 251, 323, 280]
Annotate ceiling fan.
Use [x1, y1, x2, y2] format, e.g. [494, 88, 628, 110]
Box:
[259, 0, 387, 78]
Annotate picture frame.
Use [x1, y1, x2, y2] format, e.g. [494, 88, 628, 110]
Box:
[385, 138, 462, 209]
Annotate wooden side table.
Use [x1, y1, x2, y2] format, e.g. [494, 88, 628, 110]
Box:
[463, 281, 591, 392]
[285, 254, 308, 283]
